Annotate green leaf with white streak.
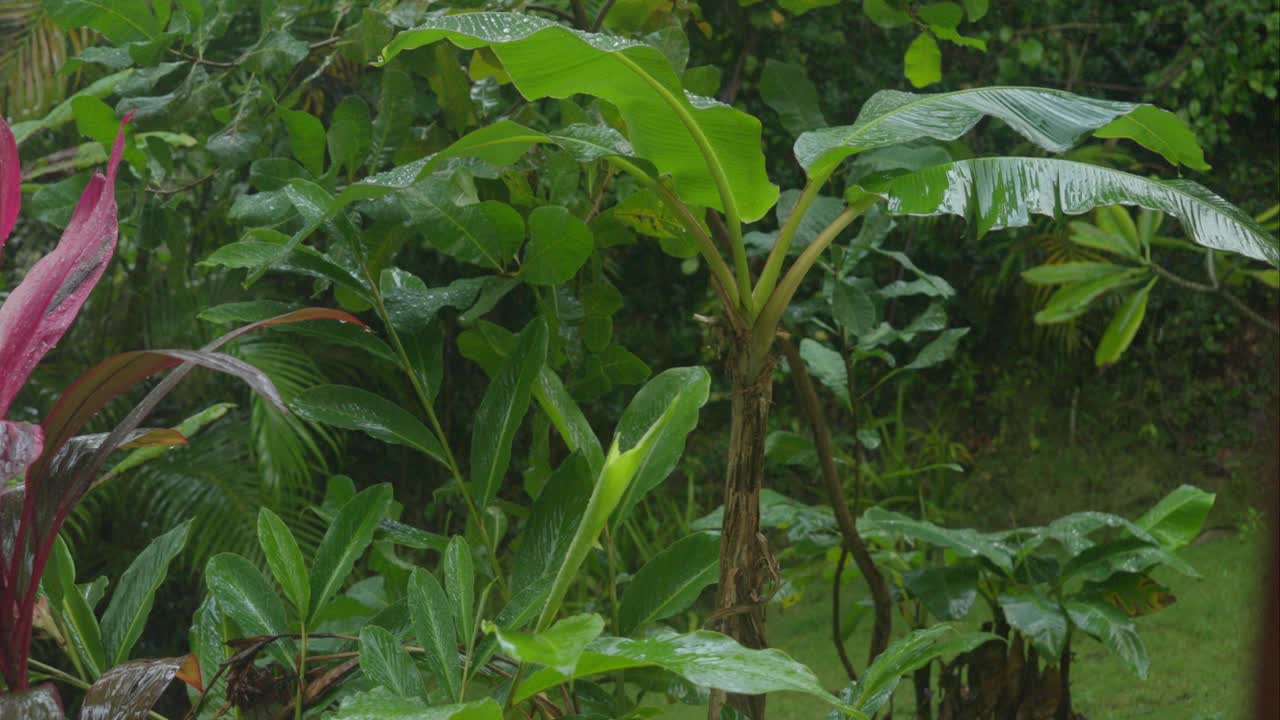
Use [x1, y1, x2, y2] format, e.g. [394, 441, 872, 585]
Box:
[487, 613, 604, 676]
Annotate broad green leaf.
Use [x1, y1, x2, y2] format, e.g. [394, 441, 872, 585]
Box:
[1070, 221, 1141, 259]
[444, 537, 476, 649]
[1083, 572, 1177, 618]
[201, 237, 370, 296]
[1065, 599, 1149, 678]
[380, 13, 778, 221]
[328, 96, 373, 178]
[359, 625, 426, 699]
[832, 280, 877, 337]
[797, 87, 1177, 180]
[760, 60, 826, 137]
[205, 554, 293, 666]
[512, 454, 594, 594]
[409, 569, 461, 702]
[851, 627, 994, 715]
[1249, 269, 1280, 288]
[256, 508, 310, 615]
[902, 565, 978, 620]
[998, 591, 1069, 659]
[471, 319, 549, 509]
[46, 0, 160, 44]
[1061, 537, 1196, 583]
[1035, 270, 1148, 324]
[859, 507, 1014, 571]
[905, 327, 969, 369]
[863, 0, 912, 28]
[549, 123, 634, 162]
[612, 366, 712, 521]
[282, 110, 326, 177]
[799, 338, 850, 408]
[380, 270, 488, 334]
[963, 0, 989, 20]
[487, 613, 604, 676]
[521, 206, 593, 285]
[1022, 261, 1131, 286]
[291, 385, 448, 467]
[334, 690, 500, 720]
[866, 158, 1279, 266]
[309, 485, 395, 622]
[1094, 278, 1155, 366]
[590, 630, 859, 715]
[618, 531, 719, 635]
[403, 175, 525, 270]
[101, 521, 191, 665]
[1136, 485, 1215, 550]
[904, 33, 942, 89]
[1094, 105, 1209, 170]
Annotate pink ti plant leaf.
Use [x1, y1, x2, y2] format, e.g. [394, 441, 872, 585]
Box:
[0, 114, 18, 254]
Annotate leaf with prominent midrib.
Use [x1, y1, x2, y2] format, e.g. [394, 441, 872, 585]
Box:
[380, 12, 777, 221]
[308, 485, 394, 621]
[359, 625, 425, 699]
[470, 319, 548, 509]
[999, 591, 1069, 658]
[866, 157, 1279, 266]
[205, 554, 293, 666]
[618, 531, 719, 635]
[796, 87, 1198, 179]
[100, 521, 191, 665]
[291, 385, 448, 467]
[409, 569, 461, 702]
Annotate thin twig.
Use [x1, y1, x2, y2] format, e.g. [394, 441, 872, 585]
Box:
[526, 4, 574, 22]
[150, 173, 216, 197]
[1151, 264, 1280, 334]
[591, 0, 618, 32]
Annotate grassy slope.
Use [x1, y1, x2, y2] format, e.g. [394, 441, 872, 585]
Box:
[658, 536, 1264, 719]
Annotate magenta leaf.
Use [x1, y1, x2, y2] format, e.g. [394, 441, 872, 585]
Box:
[79, 656, 191, 720]
[0, 421, 42, 481]
[0, 117, 18, 253]
[0, 115, 131, 416]
[0, 682, 62, 719]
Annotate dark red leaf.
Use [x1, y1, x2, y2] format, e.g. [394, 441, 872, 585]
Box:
[0, 421, 42, 481]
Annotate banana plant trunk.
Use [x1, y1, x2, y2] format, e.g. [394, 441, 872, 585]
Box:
[710, 343, 776, 720]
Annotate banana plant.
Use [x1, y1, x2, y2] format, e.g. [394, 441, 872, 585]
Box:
[369, 12, 1278, 718]
[0, 114, 360, 717]
[366, 11, 1274, 712]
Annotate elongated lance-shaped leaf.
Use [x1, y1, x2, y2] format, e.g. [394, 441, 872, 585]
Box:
[308, 484, 394, 622]
[204, 554, 294, 667]
[795, 87, 1197, 179]
[290, 384, 449, 467]
[864, 158, 1279, 266]
[257, 508, 310, 615]
[409, 569, 461, 702]
[618, 531, 719, 635]
[360, 625, 426, 699]
[379, 13, 778, 221]
[0, 116, 18, 251]
[470, 318, 548, 509]
[444, 536, 475, 651]
[100, 520, 192, 665]
[0, 115, 130, 416]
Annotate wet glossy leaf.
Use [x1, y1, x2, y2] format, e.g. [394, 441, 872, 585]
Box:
[904, 33, 941, 88]
[868, 158, 1278, 266]
[1095, 278, 1155, 366]
[409, 568, 461, 702]
[618, 531, 719, 635]
[513, 454, 593, 595]
[851, 626, 994, 714]
[797, 87, 1180, 180]
[360, 625, 425, 699]
[521, 206, 593, 285]
[380, 13, 777, 221]
[471, 319, 548, 508]
[0, 683, 62, 719]
[859, 507, 1014, 571]
[257, 508, 310, 615]
[100, 521, 191, 665]
[1136, 485, 1215, 550]
[291, 385, 447, 466]
[309, 485, 394, 621]
[79, 656, 191, 720]
[334, 690, 500, 720]
[999, 591, 1068, 658]
[282, 110, 325, 177]
[403, 176, 525, 270]
[444, 536, 475, 650]
[205, 554, 293, 666]
[902, 565, 978, 620]
[488, 613, 604, 676]
[1065, 599, 1148, 678]
[799, 338, 849, 408]
[329, 96, 373, 178]
[1022, 262, 1131, 286]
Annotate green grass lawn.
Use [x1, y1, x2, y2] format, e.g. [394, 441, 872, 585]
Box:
[657, 535, 1266, 719]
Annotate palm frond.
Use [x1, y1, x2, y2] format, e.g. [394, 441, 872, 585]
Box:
[0, 1, 92, 120]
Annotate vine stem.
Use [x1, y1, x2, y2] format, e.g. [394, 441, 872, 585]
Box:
[360, 264, 511, 600]
[1151, 263, 1280, 334]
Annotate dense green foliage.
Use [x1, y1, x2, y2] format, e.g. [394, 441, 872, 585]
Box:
[0, 1, 1275, 719]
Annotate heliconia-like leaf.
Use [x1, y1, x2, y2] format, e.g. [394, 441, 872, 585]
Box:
[0, 114, 131, 417]
[78, 656, 194, 720]
[0, 116, 19, 252]
[0, 421, 42, 481]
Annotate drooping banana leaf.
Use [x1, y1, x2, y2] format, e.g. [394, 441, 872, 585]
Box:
[861, 157, 1278, 266]
[796, 87, 1206, 179]
[379, 12, 777, 221]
